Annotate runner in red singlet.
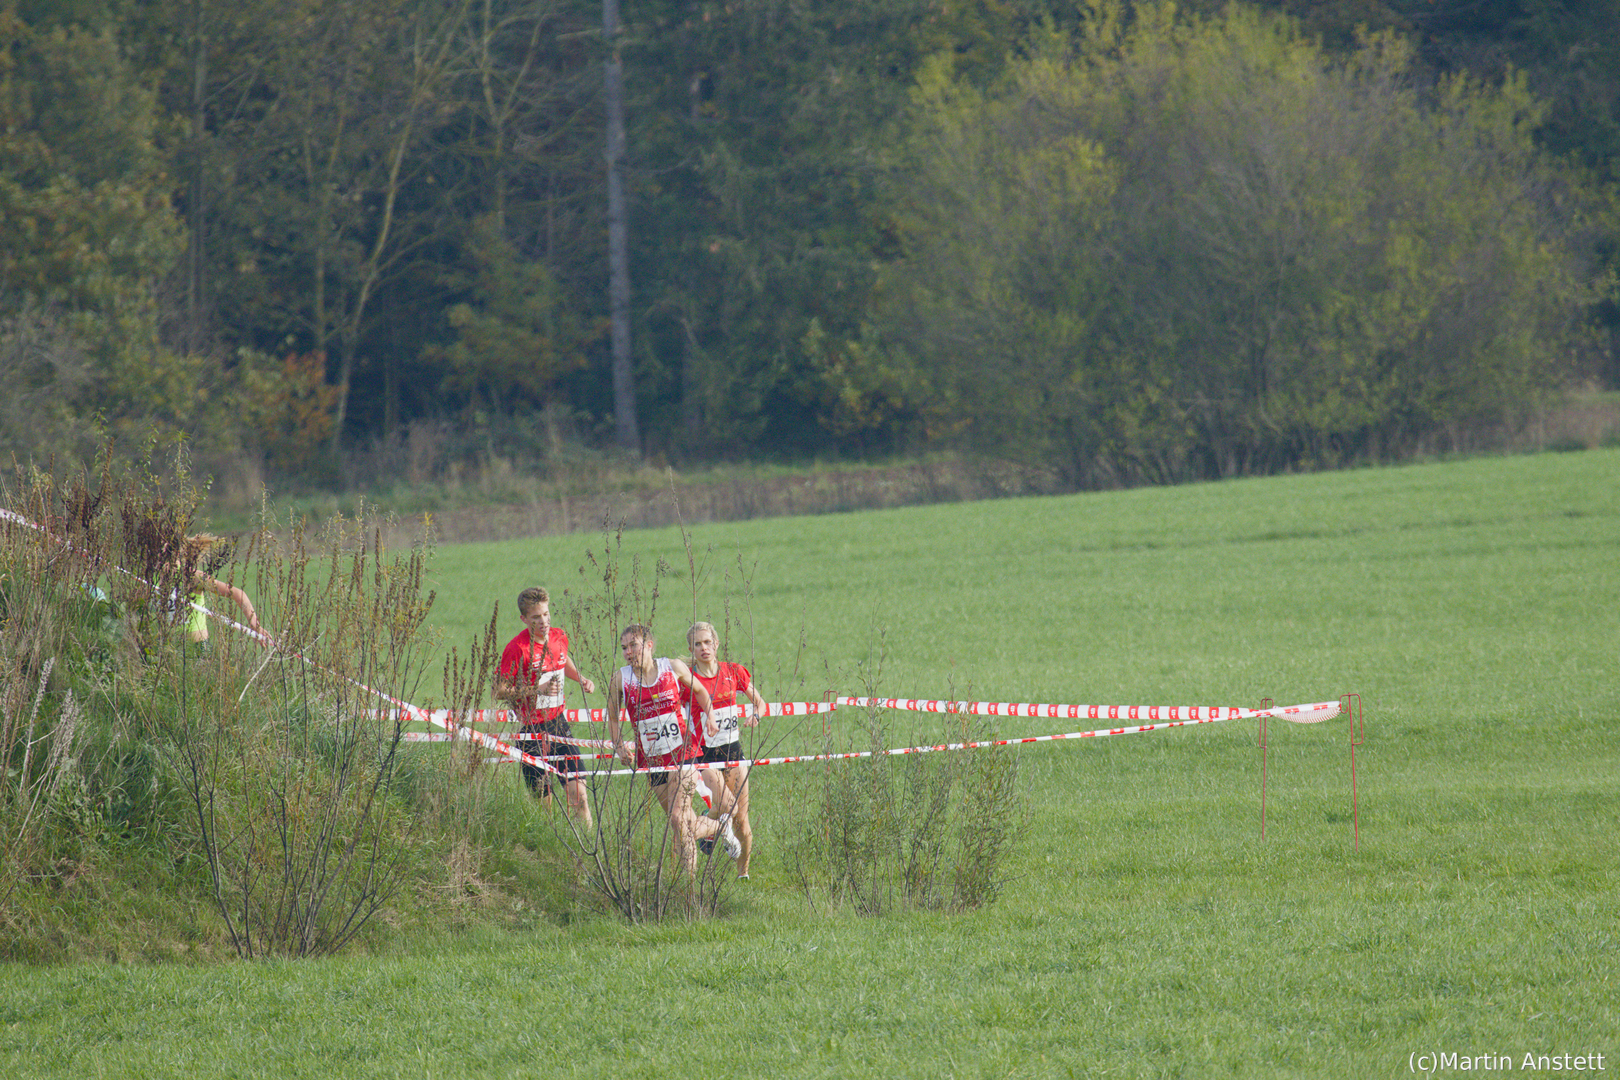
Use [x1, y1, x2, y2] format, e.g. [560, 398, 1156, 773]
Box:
[683, 621, 766, 879]
[606, 623, 739, 875]
[494, 586, 595, 827]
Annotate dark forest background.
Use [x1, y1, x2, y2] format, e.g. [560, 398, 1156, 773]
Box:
[3, 0, 1616, 498]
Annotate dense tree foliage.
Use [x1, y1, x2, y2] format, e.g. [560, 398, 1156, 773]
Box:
[867, 6, 1604, 481]
[0, 0, 1613, 486]
[1, 5, 187, 451]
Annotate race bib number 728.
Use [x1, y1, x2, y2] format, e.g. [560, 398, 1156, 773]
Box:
[710, 704, 741, 741]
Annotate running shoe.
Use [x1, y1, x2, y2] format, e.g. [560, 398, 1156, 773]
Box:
[719, 816, 742, 859]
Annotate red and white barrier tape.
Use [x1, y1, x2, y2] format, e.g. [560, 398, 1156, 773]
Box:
[389, 698, 1337, 728]
[403, 731, 615, 753]
[9, 507, 1342, 781]
[374, 701, 834, 725]
[837, 696, 1341, 725]
[0, 508, 280, 650]
[404, 698, 1340, 775]
[1, 506, 561, 778]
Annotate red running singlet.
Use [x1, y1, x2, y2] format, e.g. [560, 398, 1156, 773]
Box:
[498, 626, 572, 723]
[620, 658, 699, 771]
[681, 662, 752, 752]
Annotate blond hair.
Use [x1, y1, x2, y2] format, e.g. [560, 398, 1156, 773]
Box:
[184, 533, 222, 558]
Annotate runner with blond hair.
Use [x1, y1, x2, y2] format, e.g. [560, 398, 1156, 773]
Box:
[607, 623, 739, 876]
[133, 533, 261, 657]
[683, 620, 765, 879]
[181, 534, 261, 645]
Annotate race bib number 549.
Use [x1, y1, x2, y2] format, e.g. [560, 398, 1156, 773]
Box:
[636, 712, 683, 757]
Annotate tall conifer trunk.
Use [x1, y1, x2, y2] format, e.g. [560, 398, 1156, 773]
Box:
[604, 0, 639, 454]
[187, 0, 206, 347]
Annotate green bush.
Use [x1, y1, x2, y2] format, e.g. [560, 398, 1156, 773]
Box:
[0, 452, 509, 960]
[782, 649, 1024, 914]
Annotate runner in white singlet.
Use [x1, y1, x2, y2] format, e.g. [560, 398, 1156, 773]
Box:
[606, 624, 739, 876]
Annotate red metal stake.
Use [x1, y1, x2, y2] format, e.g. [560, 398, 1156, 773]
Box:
[1257, 697, 1272, 842]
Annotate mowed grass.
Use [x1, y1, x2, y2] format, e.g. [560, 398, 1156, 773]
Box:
[4, 450, 1617, 1078]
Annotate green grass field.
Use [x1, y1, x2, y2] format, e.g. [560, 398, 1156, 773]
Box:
[4, 449, 1617, 1078]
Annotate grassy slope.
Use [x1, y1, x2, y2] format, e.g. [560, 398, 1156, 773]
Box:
[4, 449, 1617, 1078]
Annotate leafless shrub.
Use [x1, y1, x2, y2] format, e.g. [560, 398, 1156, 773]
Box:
[783, 636, 1024, 915]
[158, 512, 440, 958]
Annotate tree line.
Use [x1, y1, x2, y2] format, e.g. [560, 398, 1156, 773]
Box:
[2, 0, 1615, 489]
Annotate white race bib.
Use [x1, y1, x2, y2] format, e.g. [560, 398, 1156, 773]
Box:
[533, 669, 565, 709]
[635, 710, 683, 758]
[710, 704, 741, 742]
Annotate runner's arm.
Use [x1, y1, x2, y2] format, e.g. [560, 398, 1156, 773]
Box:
[606, 672, 632, 762]
[742, 682, 767, 727]
[195, 574, 261, 635]
[564, 656, 595, 695]
[672, 659, 717, 740]
[492, 665, 534, 708]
